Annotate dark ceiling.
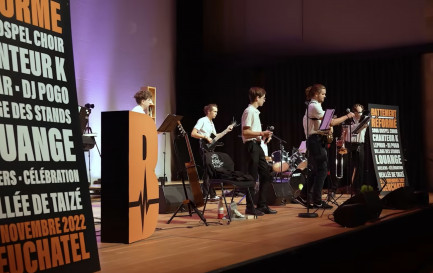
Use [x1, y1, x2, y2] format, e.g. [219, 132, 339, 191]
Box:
[203, 0, 433, 59]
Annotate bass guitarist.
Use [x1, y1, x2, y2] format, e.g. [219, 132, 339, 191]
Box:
[191, 104, 234, 201]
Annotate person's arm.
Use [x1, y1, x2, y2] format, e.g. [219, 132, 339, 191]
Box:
[191, 128, 212, 143]
[216, 124, 234, 138]
[242, 126, 272, 139]
[330, 112, 355, 127]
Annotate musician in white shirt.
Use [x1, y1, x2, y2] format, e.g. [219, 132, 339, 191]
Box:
[242, 87, 276, 215]
[191, 104, 233, 201]
[297, 84, 354, 209]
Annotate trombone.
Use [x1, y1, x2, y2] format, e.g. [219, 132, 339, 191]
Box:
[335, 125, 348, 179]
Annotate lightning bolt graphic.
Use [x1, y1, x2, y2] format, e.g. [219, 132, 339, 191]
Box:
[129, 168, 159, 231]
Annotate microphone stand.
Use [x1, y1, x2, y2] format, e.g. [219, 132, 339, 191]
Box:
[271, 134, 287, 189]
[347, 117, 355, 197]
[299, 101, 318, 218]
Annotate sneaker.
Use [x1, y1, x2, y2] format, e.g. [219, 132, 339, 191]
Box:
[208, 195, 220, 202]
[231, 209, 245, 218]
[295, 196, 313, 208]
[313, 200, 333, 209]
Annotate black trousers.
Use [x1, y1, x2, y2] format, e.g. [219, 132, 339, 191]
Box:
[301, 134, 328, 203]
[346, 142, 365, 193]
[245, 141, 272, 208]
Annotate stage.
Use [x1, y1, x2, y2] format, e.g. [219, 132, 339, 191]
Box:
[91, 190, 433, 273]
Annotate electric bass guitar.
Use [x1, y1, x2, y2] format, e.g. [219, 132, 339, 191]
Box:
[200, 121, 238, 152]
[177, 121, 204, 207]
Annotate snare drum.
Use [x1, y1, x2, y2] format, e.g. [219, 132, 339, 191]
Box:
[271, 150, 290, 172]
[290, 152, 308, 171]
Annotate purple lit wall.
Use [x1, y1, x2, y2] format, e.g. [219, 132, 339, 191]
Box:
[70, 0, 176, 182]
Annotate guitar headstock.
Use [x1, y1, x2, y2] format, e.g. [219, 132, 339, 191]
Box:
[230, 119, 240, 128]
[177, 121, 186, 137]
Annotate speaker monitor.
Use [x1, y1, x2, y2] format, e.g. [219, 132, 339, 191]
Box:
[159, 185, 192, 213]
[381, 186, 418, 210]
[333, 191, 382, 228]
[289, 170, 305, 198]
[268, 182, 294, 205]
[334, 203, 370, 228]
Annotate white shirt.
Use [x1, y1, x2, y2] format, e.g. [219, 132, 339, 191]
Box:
[344, 116, 369, 143]
[260, 142, 269, 156]
[132, 105, 146, 114]
[193, 116, 217, 138]
[303, 99, 324, 137]
[242, 104, 262, 143]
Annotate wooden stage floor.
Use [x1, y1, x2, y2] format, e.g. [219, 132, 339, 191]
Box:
[91, 191, 433, 273]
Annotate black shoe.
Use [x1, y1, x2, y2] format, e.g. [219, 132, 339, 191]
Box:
[257, 206, 277, 214]
[313, 200, 333, 209]
[245, 208, 265, 216]
[295, 196, 313, 208]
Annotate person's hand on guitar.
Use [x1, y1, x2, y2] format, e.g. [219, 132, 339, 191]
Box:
[204, 136, 213, 143]
[216, 122, 235, 139]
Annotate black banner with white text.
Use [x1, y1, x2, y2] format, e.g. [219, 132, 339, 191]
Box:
[0, 0, 100, 272]
[368, 104, 408, 193]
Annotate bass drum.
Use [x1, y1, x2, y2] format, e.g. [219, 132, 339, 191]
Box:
[290, 151, 308, 171]
[271, 150, 290, 173]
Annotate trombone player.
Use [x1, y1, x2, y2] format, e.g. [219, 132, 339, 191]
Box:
[344, 103, 370, 194]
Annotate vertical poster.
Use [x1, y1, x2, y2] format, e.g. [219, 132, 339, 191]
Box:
[368, 104, 408, 193]
[0, 1, 100, 272]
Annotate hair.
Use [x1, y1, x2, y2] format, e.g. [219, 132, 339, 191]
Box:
[203, 104, 218, 115]
[248, 87, 266, 103]
[305, 84, 326, 100]
[133, 89, 152, 104]
[352, 103, 364, 112]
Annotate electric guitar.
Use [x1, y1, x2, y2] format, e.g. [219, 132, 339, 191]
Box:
[200, 121, 238, 152]
[177, 121, 204, 207]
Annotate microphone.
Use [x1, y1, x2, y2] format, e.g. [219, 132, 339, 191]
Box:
[345, 108, 354, 124]
[267, 126, 274, 131]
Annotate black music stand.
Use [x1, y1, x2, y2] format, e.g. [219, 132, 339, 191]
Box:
[352, 116, 371, 135]
[157, 114, 184, 186]
[162, 114, 208, 225]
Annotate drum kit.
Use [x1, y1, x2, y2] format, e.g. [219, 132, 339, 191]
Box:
[268, 147, 307, 199]
[270, 149, 307, 173]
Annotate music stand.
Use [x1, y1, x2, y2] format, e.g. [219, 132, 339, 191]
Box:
[162, 114, 208, 225]
[352, 116, 371, 135]
[157, 114, 184, 186]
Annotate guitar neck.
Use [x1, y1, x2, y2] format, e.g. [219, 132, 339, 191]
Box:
[212, 128, 228, 142]
[211, 122, 235, 143]
[184, 134, 195, 163]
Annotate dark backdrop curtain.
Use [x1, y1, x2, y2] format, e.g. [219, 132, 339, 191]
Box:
[175, 0, 427, 190]
[176, 51, 426, 190]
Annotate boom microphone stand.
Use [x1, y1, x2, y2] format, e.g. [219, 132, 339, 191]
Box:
[271, 132, 287, 192]
[299, 101, 318, 218]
